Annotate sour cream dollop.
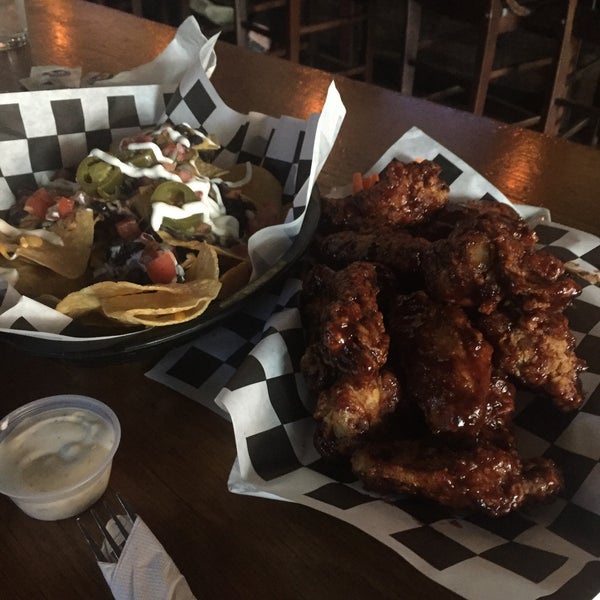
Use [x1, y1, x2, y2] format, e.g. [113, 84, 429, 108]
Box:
[88, 126, 244, 242]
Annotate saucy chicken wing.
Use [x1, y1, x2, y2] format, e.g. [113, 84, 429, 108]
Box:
[299, 160, 582, 516]
[317, 228, 430, 276]
[388, 292, 494, 435]
[478, 307, 587, 410]
[421, 201, 580, 314]
[301, 262, 401, 457]
[351, 435, 562, 517]
[320, 160, 449, 232]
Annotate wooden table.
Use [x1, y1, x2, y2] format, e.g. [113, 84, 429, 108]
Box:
[0, 2, 598, 599]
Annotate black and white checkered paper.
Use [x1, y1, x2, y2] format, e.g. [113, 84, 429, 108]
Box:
[0, 36, 346, 338]
[147, 129, 600, 600]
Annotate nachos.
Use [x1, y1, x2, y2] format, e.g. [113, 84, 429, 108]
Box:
[1, 122, 286, 327]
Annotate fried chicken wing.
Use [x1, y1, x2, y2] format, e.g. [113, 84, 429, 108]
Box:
[351, 435, 562, 517]
[421, 231, 502, 314]
[313, 371, 400, 458]
[300, 262, 401, 457]
[496, 238, 581, 312]
[317, 228, 430, 276]
[478, 308, 587, 411]
[388, 292, 494, 435]
[320, 160, 449, 232]
[300, 162, 583, 516]
[415, 199, 537, 245]
[420, 201, 581, 314]
[301, 262, 390, 384]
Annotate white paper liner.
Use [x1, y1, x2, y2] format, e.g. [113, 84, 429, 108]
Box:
[148, 129, 600, 600]
[0, 23, 346, 341]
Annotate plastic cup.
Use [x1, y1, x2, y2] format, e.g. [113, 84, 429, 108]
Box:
[0, 395, 121, 520]
[0, 0, 28, 51]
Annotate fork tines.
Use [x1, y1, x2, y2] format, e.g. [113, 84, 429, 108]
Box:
[77, 492, 137, 563]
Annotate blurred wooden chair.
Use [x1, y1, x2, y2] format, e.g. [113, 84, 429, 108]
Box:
[399, 0, 578, 128]
[90, 1, 190, 25]
[90, 0, 143, 15]
[234, 0, 374, 79]
[544, 0, 600, 144]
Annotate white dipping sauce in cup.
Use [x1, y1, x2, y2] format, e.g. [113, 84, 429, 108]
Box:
[0, 396, 120, 520]
[0, 408, 114, 492]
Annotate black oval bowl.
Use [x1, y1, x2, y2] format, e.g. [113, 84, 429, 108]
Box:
[2, 191, 320, 363]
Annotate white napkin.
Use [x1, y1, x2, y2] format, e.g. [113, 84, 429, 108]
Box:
[98, 517, 197, 600]
[20, 16, 218, 89]
[104, 16, 218, 85]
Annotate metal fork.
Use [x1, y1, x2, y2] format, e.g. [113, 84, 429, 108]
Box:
[77, 492, 137, 563]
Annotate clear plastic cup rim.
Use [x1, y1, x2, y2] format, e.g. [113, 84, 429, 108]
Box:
[0, 394, 121, 501]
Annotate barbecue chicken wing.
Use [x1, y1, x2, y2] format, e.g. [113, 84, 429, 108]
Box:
[420, 201, 581, 314]
[351, 434, 562, 517]
[415, 199, 537, 245]
[478, 307, 587, 410]
[320, 160, 449, 232]
[317, 228, 430, 273]
[388, 292, 494, 435]
[299, 160, 582, 516]
[300, 262, 401, 457]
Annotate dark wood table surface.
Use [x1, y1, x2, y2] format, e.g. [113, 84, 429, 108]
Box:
[0, 2, 598, 599]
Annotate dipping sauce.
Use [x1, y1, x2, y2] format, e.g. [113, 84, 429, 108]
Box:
[0, 396, 120, 520]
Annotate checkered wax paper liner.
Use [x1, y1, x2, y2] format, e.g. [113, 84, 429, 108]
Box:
[0, 33, 346, 338]
[147, 129, 600, 600]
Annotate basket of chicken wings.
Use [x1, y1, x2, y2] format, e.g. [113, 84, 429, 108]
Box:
[300, 159, 586, 518]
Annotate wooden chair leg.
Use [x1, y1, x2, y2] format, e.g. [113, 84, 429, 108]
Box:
[470, 0, 503, 115]
[543, 0, 580, 136]
[401, 0, 421, 96]
[131, 0, 143, 17]
[288, 0, 302, 62]
[364, 0, 378, 83]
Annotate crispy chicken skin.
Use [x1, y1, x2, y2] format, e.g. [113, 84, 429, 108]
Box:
[301, 262, 390, 387]
[301, 262, 401, 457]
[421, 231, 503, 314]
[320, 160, 449, 232]
[351, 436, 562, 517]
[496, 238, 581, 312]
[313, 371, 400, 458]
[478, 308, 587, 411]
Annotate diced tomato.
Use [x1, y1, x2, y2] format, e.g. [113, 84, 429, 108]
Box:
[352, 172, 379, 194]
[162, 142, 178, 160]
[24, 188, 54, 220]
[177, 168, 195, 183]
[56, 196, 75, 218]
[145, 251, 178, 284]
[115, 216, 142, 241]
[351, 172, 380, 194]
[363, 173, 380, 190]
[352, 172, 364, 193]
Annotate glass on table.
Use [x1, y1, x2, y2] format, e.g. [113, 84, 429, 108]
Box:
[0, 0, 28, 51]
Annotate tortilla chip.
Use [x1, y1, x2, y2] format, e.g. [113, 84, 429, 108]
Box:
[102, 283, 220, 326]
[218, 259, 252, 299]
[0, 256, 91, 300]
[0, 210, 95, 279]
[188, 241, 219, 280]
[55, 243, 222, 327]
[222, 164, 287, 233]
